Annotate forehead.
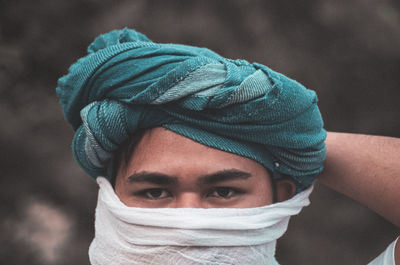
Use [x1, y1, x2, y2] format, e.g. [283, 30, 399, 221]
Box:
[124, 127, 270, 178]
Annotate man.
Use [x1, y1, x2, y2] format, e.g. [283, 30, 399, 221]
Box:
[57, 28, 399, 264]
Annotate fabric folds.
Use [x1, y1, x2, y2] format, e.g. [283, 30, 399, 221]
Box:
[56, 28, 326, 191]
[88, 177, 313, 265]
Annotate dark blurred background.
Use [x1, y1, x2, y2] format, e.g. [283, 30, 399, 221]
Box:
[1, 0, 399, 264]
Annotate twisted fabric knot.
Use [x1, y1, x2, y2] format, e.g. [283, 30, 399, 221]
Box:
[57, 28, 326, 191]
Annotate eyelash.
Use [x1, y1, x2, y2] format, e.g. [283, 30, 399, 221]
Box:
[134, 187, 244, 200]
[134, 188, 171, 200]
[207, 187, 244, 199]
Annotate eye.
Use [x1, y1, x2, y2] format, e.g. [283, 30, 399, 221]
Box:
[208, 187, 242, 199]
[137, 189, 171, 200]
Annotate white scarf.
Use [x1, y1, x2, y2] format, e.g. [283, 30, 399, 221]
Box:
[89, 177, 312, 265]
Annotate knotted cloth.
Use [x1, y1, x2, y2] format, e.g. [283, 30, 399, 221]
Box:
[57, 28, 326, 191]
[89, 177, 313, 265]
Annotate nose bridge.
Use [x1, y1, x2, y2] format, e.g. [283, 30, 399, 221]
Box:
[174, 192, 202, 208]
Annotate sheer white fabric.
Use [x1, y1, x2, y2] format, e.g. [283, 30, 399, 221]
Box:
[89, 177, 313, 265]
[368, 237, 399, 265]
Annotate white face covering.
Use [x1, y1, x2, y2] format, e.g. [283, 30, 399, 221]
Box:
[89, 177, 312, 265]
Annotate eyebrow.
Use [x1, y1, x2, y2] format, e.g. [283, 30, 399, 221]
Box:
[197, 169, 252, 185]
[127, 169, 251, 186]
[128, 172, 178, 185]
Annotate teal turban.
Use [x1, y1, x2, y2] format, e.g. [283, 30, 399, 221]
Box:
[57, 28, 326, 192]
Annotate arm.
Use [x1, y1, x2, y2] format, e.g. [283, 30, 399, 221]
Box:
[318, 132, 400, 264]
[318, 132, 400, 227]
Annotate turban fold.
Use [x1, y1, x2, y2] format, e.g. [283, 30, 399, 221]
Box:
[57, 28, 326, 191]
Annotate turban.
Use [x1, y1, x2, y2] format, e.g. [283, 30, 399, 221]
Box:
[57, 28, 326, 192]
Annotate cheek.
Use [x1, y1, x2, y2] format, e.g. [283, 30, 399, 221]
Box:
[245, 190, 273, 207]
[245, 179, 274, 207]
[114, 175, 131, 204]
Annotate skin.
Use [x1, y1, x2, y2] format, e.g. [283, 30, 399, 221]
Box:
[319, 132, 400, 226]
[318, 132, 400, 263]
[115, 127, 296, 208]
[397, 240, 400, 265]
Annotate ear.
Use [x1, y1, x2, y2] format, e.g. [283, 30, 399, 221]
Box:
[275, 178, 296, 202]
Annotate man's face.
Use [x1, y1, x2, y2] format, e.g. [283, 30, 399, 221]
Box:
[115, 127, 293, 208]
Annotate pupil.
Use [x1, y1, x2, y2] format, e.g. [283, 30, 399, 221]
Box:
[149, 189, 162, 197]
[217, 187, 230, 197]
